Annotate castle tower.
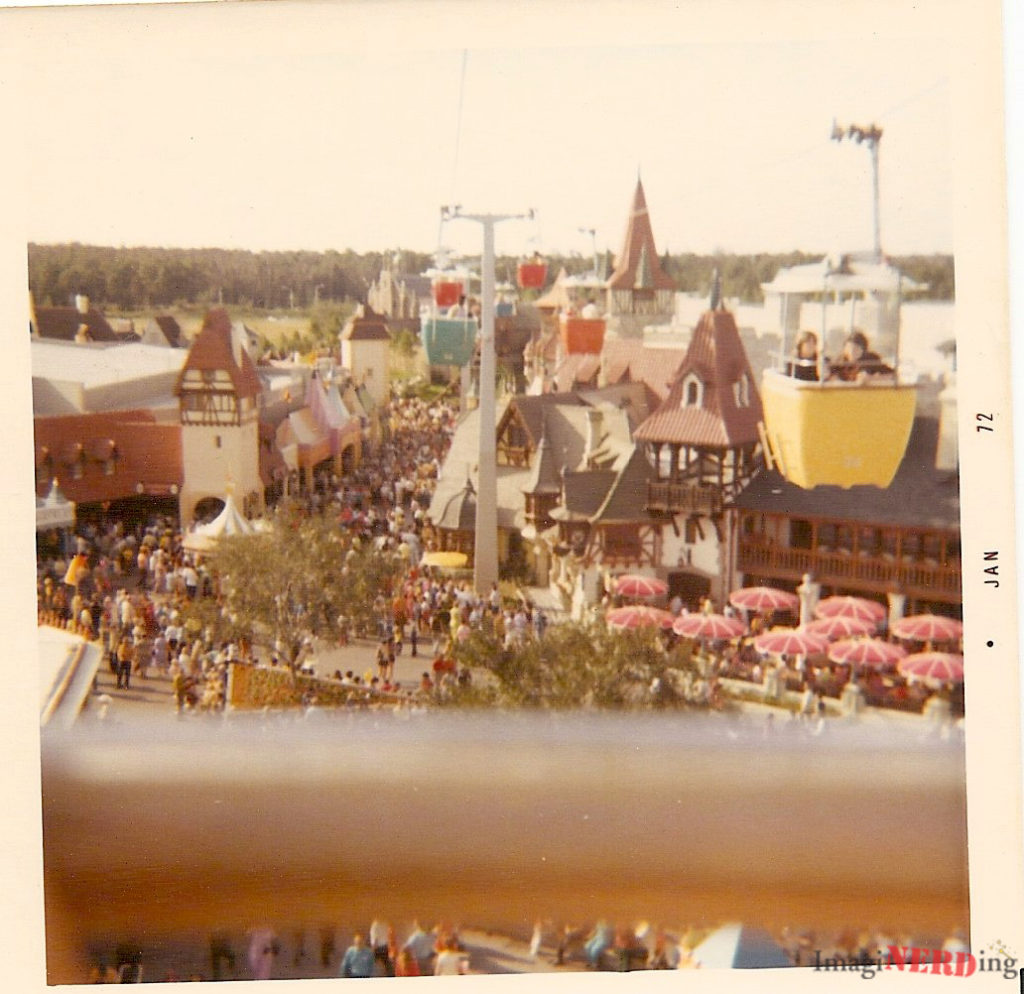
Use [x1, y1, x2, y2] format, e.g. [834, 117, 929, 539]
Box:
[176, 308, 263, 524]
[605, 178, 676, 336]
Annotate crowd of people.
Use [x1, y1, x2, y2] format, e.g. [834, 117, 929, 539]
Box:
[84, 914, 976, 982]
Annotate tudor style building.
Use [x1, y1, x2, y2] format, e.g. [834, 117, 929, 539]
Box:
[176, 308, 264, 523]
[632, 296, 763, 606]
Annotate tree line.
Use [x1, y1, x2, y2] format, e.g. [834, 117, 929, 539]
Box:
[27, 242, 954, 312]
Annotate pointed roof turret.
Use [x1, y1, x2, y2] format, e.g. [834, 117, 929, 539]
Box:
[635, 305, 763, 448]
[523, 425, 562, 496]
[607, 179, 676, 292]
[436, 476, 477, 531]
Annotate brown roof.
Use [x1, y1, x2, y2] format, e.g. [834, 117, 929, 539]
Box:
[606, 180, 676, 292]
[601, 339, 687, 403]
[34, 410, 182, 503]
[32, 307, 119, 343]
[342, 305, 392, 342]
[635, 307, 763, 447]
[175, 308, 262, 399]
[553, 353, 601, 392]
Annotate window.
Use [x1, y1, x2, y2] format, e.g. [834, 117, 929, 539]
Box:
[681, 373, 703, 408]
[790, 519, 813, 550]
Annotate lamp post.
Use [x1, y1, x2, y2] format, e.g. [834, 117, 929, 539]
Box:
[442, 205, 533, 594]
[831, 120, 883, 262]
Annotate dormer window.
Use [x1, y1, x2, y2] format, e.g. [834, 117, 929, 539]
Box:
[681, 373, 704, 408]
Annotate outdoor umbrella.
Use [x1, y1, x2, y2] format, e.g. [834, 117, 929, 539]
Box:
[827, 638, 907, 668]
[729, 586, 799, 614]
[613, 574, 668, 599]
[804, 615, 877, 641]
[891, 614, 963, 643]
[673, 613, 745, 640]
[606, 605, 675, 631]
[421, 551, 469, 569]
[753, 628, 828, 657]
[813, 595, 886, 624]
[898, 652, 964, 684]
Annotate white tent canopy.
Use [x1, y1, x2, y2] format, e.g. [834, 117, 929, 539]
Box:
[182, 490, 255, 552]
[690, 923, 793, 969]
[36, 478, 75, 531]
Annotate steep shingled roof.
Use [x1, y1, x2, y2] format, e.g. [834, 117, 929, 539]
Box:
[341, 305, 392, 341]
[522, 429, 562, 496]
[591, 445, 656, 523]
[175, 308, 262, 399]
[635, 307, 763, 448]
[606, 180, 676, 292]
[601, 339, 688, 404]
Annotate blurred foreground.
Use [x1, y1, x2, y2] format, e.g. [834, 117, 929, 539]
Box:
[41, 712, 968, 983]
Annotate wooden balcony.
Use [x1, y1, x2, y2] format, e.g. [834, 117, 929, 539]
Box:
[737, 539, 962, 605]
[646, 480, 723, 515]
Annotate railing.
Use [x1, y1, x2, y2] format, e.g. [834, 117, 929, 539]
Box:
[40, 716, 967, 983]
[646, 481, 723, 515]
[738, 541, 962, 601]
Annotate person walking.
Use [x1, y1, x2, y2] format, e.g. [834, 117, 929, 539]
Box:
[340, 933, 375, 978]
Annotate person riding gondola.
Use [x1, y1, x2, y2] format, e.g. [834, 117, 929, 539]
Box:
[786, 331, 821, 381]
[828, 330, 893, 382]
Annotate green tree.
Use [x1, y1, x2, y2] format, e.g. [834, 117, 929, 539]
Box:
[451, 622, 676, 710]
[179, 504, 403, 666]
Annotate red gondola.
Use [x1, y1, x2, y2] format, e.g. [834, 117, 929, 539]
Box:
[517, 260, 547, 290]
[560, 315, 606, 355]
[433, 279, 463, 308]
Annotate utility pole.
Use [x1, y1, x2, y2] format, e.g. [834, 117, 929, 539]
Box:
[442, 205, 533, 594]
[831, 120, 884, 262]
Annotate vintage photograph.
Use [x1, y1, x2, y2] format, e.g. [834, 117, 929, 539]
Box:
[3, 0, 1021, 987]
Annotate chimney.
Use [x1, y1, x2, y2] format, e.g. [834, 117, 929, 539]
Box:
[584, 407, 604, 467]
[75, 294, 89, 315]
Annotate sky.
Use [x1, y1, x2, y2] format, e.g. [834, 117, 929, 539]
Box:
[1, 0, 956, 261]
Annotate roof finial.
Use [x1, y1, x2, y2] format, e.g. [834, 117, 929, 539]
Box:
[710, 268, 722, 310]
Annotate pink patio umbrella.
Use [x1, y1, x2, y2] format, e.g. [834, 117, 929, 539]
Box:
[891, 614, 963, 643]
[613, 574, 669, 599]
[814, 596, 887, 624]
[827, 638, 907, 668]
[673, 613, 746, 640]
[606, 605, 675, 631]
[804, 615, 878, 641]
[753, 628, 829, 657]
[898, 652, 964, 684]
[729, 586, 799, 614]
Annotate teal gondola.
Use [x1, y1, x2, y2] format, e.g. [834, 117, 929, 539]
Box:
[421, 316, 478, 366]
